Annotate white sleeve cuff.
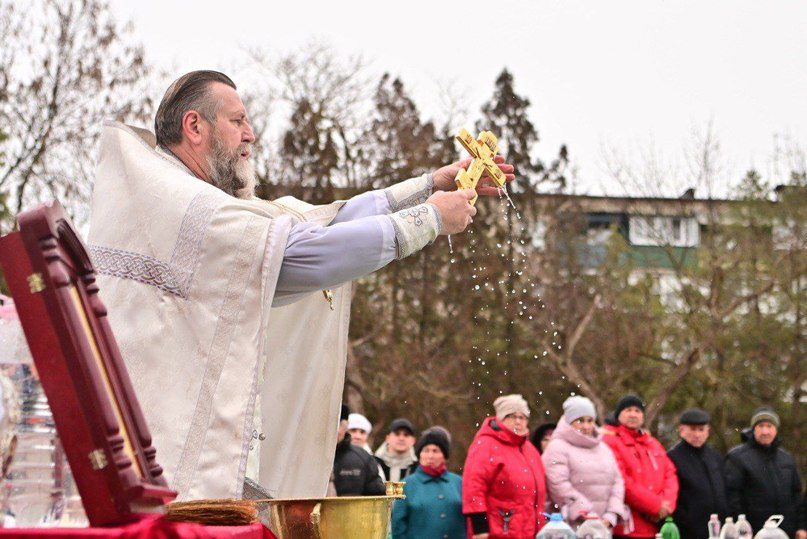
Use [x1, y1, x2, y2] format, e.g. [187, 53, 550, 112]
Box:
[384, 173, 433, 212]
[388, 203, 442, 259]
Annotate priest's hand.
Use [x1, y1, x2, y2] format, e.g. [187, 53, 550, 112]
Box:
[432, 155, 515, 196]
[427, 189, 477, 235]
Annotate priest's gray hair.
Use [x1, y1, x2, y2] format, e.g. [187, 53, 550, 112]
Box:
[154, 70, 237, 148]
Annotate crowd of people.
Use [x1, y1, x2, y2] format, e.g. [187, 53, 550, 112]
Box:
[332, 396, 806, 539]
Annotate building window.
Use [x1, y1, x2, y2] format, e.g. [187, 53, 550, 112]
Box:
[628, 216, 699, 247]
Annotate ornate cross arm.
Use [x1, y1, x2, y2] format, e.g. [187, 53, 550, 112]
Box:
[454, 128, 507, 205]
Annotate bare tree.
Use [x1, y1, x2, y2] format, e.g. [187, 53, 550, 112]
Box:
[0, 0, 151, 228]
[244, 41, 371, 193]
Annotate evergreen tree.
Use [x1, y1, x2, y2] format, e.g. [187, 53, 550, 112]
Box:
[361, 74, 436, 188]
[279, 99, 339, 204]
[477, 68, 567, 193]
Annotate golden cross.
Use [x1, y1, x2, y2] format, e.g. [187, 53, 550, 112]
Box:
[454, 128, 506, 205]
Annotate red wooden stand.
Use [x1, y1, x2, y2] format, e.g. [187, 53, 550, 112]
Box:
[0, 201, 176, 527]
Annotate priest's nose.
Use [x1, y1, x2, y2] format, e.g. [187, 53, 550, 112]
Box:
[243, 124, 255, 144]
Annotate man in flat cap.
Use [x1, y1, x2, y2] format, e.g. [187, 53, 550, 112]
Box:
[667, 409, 728, 539]
[725, 407, 805, 538]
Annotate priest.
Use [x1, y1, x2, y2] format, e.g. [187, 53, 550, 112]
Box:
[87, 70, 513, 501]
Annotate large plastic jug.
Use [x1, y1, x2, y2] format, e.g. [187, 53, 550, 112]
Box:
[752, 516, 788, 539]
[708, 514, 721, 538]
[719, 517, 739, 539]
[660, 517, 681, 539]
[736, 514, 753, 538]
[536, 513, 576, 539]
[576, 515, 611, 539]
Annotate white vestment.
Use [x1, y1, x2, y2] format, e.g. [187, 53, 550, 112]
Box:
[87, 121, 440, 499]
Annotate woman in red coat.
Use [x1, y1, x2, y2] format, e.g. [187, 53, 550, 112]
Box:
[462, 394, 546, 539]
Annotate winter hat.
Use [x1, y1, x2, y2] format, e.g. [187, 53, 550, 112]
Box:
[347, 413, 372, 434]
[415, 427, 450, 459]
[388, 418, 415, 435]
[493, 394, 530, 420]
[426, 425, 452, 444]
[679, 408, 710, 425]
[614, 394, 645, 418]
[530, 423, 556, 452]
[562, 396, 597, 423]
[750, 406, 780, 429]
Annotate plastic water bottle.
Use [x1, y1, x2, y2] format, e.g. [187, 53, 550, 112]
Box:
[719, 517, 739, 539]
[708, 514, 722, 538]
[752, 516, 788, 539]
[576, 515, 611, 539]
[536, 512, 576, 538]
[660, 517, 681, 539]
[736, 514, 753, 538]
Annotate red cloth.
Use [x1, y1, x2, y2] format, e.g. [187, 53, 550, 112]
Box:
[420, 463, 447, 478]
[602, 424, 679, 538]
[462, 417, 546, 539]
[0, 514, 276, 539]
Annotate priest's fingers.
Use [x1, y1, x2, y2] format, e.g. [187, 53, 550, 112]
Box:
[427, 189, 477, 235]
[455, 157, 473, 169]
[476, 175, 516, 197]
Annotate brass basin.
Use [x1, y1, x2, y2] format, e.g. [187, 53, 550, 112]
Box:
[266, 489, 404, 539]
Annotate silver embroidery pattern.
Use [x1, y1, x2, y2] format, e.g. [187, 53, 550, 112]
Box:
[385, 174, 434, 212]
[88, 245, 182, 295]
[89, 190, 223, 298]
[169, 191, 220, 296]
[390, 217, 409, 260]
[390, 203, 440, 260]
[399, 206, 429, 226]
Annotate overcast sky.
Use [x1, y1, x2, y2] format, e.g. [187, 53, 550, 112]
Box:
[109, 0, 807, 195]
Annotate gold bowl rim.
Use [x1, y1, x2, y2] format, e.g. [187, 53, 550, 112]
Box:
[264, 495, 404, 504]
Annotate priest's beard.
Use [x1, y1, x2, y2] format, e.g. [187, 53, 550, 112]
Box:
[206, 132, 256, 199]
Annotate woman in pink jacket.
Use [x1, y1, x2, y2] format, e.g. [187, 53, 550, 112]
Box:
[542, 396, 627, 531]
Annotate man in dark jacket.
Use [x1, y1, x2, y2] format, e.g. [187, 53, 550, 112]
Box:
[332, 405, 386, 496]
[667, 408, 728, 539]
[374, 418, 418, 482]
[725, 406, 806, 538]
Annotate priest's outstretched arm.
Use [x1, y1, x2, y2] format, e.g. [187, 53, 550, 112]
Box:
[274, 160, 514, 306]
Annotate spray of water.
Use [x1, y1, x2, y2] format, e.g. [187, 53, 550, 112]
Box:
[468, 189, 562, 408]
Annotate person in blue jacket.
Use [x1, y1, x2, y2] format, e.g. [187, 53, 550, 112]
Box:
[392, 427, 466, 538]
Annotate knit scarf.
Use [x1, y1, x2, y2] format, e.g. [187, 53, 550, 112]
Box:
[421, 463, 447, 477]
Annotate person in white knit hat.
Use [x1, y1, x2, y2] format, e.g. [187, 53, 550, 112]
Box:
[347, 413, 373, 454]
[462, 394, 547, 538]
[542, 395, 626, 532]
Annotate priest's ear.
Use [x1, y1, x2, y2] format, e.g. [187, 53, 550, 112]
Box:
[181, 110, 207, 146]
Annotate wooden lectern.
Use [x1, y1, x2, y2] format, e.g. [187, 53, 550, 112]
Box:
[0, 201, 176, 527]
